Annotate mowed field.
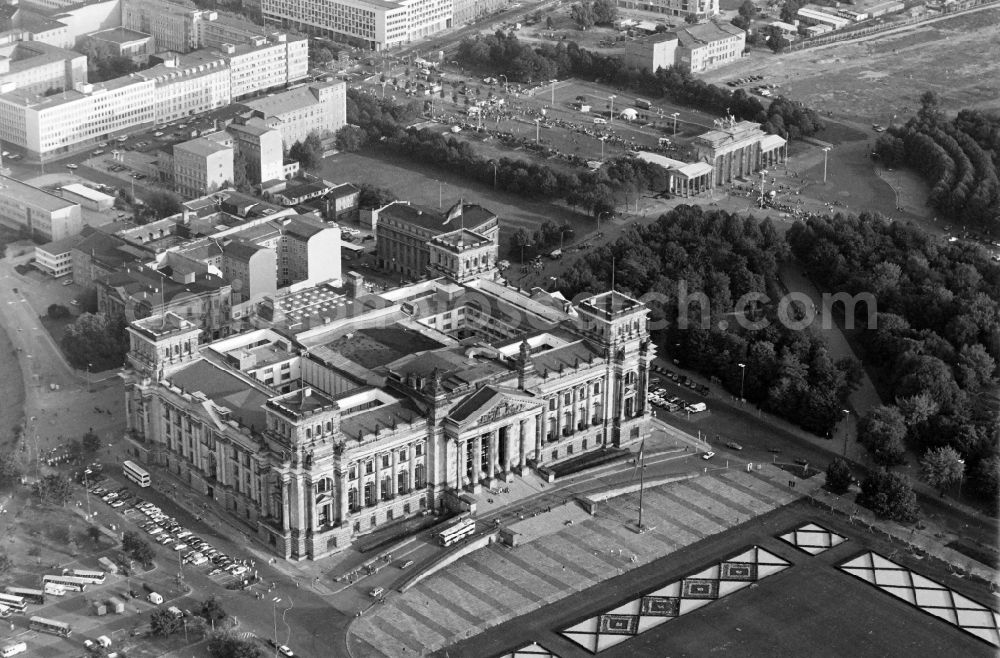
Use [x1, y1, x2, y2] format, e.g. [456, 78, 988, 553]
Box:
[704, 7, 1000, 124]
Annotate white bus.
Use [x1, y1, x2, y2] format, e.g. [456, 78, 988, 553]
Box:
[0, 594, 26, 613]
[63, 569, 105, 585]
[123, 460, 150, 488]
[29, 616, 72, 637]
[4, 586, 44, 605]
[41, 575, 87, 592]
[438, 518, 476, 547]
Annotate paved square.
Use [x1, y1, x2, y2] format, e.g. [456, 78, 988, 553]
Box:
[559, 546, 790, 653]
[840, 551, 1000, 647]
[779, 522, 848, 555]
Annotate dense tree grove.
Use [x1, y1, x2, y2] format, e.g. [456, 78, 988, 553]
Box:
[346, 89, 668, 217]
[455, 32, 823, 140]
[61, 312, 130, 371]
[857, 470, 920, 523]
[875, 93, 1000, 228]
[557, 205, 859, 435]
[788, 212, 1000, 500]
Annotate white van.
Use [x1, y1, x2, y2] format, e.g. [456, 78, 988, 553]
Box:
[593, 117, 607, 125]
[97, 636, 112, 648]
[147, 592, 163, 605]
[685, 402, 707, 413]
[167, 606, 183, 619]
[1, 642, 27, 657]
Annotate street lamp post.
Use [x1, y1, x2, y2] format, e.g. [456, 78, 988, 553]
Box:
[671, 112, 679, 135]
[822, 146, 831, 184]
[272, 597, 281, 658]
[491, 161, 498, 189]
[83, 468, 93, 520]
[549, 79, 557, 107]
[841, 409, 851, 457]
[759, 169, 768, 207]
[535, 118, 540, 144]
[608, 95, 616, 124]
[737, 363, 746, 401]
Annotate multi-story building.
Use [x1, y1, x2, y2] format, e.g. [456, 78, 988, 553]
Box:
[227, 119, 284, 185]
[97, 261, 233, 340]
[220, 238, 277, 304]
[122, 0, 203, 52]
[0, 76, 155, 160]
[674, 21, 745, 73]
[0, 40, 86, 95]
[452, 0, 506, 25]
[85, 27, 153, 64]
[262, 0, 453, 51]
[237, 79, 346, 147]
[71, 227, 152, 288]
[136, 50, 231, 124]
[17, 0, 121, 48]
[376, 202, 498, 280]
[216, 33, 308, 101]
[0, 174, 82, 241]
[194, 12, 270, 49]
[35, 232, 84, 277]
[172, 136, 234, 198]
[616, 0, 718, 20]
[121, 255, 653, 559]
[693, 118, 786, 186]
[625, 21, 745, 74]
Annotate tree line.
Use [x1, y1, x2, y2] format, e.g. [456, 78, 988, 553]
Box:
[788, 212, 1000, 505]
[875, 93, 1000, 228]
[556, 205, 861, 436]
[455, 31, 824, 141]
[340, 89, 669, 217]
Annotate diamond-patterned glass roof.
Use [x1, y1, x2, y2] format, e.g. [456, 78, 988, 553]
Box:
[840, 551, 1000, 647]
[778, 521, 848, 555]
[560, 546, 791, 653]
[499, 642, 561, 658]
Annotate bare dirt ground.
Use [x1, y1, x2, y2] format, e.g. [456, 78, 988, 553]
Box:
[703, 7, 1000, 125]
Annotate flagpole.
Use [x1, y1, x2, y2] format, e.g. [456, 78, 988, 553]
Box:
[637, 447, 644, 532]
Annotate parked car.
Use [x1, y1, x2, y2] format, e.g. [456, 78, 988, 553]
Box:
[702, 451, 715, 460]
[725, 442, 743, 451]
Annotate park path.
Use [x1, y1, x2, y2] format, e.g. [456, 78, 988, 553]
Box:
[779, 263, 883, 464]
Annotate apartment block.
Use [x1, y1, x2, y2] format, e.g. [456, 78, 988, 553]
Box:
[121, 0, 203, 52]
[173, 136, 234, 197]
[262, 0, 453, 51]
[136, 50, 231, 123]
[616, 0, 718, 20]
[237, 79, 346, 147]
[625, 21, 744, 74]
[0, 174, 82, 241]
[452, 0, 506, 25]
[227, 119, 284, 185]
[0, 77, 155, 159]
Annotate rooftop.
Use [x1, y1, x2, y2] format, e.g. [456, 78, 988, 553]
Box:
[339, 398, 425, 443]
[432, 228, 492, 251]
[321, 327, 444, 370]
[0, 75, 150, 110]
[175, 137, 232, 157]
[88, 27, 151, 45]
[169, 359, 270, 431]
[238, 80, 344, 118]
[130, 312, 198, 340]
[674, 21, 746, 48]
[61, 183, 114, 203]
[577, 290, 644, 318]
[380, 202, 495, 235]
[0, 176, 79, 212]
[266, 386, 335, 419]
[388, 346, 510, 394]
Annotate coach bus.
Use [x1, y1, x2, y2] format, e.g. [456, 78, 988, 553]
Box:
[41, 575, 87, 592]
[29, 616, 71, 637]
[63, 569, 106, 585]
[4, 586, 44, 605]
[438, 518, 476, 547]
[0, 594, 26, 613]
[123, 460, 150, 488]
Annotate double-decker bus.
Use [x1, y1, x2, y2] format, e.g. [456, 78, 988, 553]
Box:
[0, 594, 26, 613]
[438, 517, 476, 547]
[63, 569, 105, 585]
[123, 460, 150, 488]
[29, 616, 71, 637]
[4, 587, 44, 605]
[41, 575, 87, 592]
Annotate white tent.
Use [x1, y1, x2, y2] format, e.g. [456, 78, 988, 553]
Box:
[619, 108, 638, 121]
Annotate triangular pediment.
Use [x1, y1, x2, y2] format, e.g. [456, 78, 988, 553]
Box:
[448, 385, 541, 427]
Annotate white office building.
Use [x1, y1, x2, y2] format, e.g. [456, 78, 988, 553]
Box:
[262, 0, 453, 51]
